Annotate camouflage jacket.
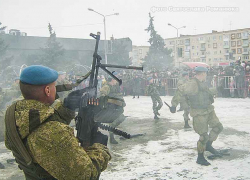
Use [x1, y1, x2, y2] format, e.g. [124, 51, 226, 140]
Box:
[171, 77, 189, 109]
[5, 100, 111, 180]
[146, 83, 160, 97]
[173, 78, 215, 117]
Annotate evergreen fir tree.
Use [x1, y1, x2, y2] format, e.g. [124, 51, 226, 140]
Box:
[143, 13, 172, 70]
[40, 23, 65, 70]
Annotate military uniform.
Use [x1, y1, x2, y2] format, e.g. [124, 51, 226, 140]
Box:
[173, 67, 223, 166]
[171, 75, 191, 128]
[5, 65, 111, 179]
[146, 82, 163, 119]
[56, 79, 71, 101]
[100, 83, 126, 144]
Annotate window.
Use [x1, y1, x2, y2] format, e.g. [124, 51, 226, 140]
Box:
[202, 59, 206, 62]
[232, 49, 236, 54]
[243, 48, 248, 52]
[237, 33, 241, 38]
[208, 44, 211, 48]
[225, 49, 229, 53]
[201, 43, 205, 48]
[202, 52, 205, 55]
[237, 48, 242, 54]
[213, 36, 216, 40]
[219, 36, 222, 40]
[231, 33, 235, 39]
[231, 41, 236, 47]
[223, 34, 229, 40]
[243, 56, 249, 60]
[213, 43, 217, 48]
[214, 51, 217, 55]
[243, 39, 248, 46]
[237, 40, 242, 46]
[220, 50, 222, 54]
[242, 32, 249, 38]
[192, 46, 195, 49]
[224, 41, 229, 46]
[214, 58, 218, 61]
[226, 56, 229, 60]
[200, 37, 204, 40]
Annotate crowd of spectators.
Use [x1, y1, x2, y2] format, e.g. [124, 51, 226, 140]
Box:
[1, 60, 250, 98]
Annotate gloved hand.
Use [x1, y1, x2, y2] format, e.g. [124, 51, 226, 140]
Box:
[170, 106, 176, 113]
[91, 130, 108, 146]
[63, 89, 83, 111]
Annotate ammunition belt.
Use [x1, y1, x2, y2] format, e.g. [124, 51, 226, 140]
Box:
[107, 99, 123, 107]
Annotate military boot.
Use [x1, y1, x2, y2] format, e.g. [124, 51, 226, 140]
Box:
[109, 133, 118, 144]
[206, 141, 219, 155]
[196, 153, 211, 166]
[184, 120, 191, 129]
[154, 114, 159, 120]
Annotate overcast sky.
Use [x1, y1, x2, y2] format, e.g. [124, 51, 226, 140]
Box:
[1, 0, 250, 46]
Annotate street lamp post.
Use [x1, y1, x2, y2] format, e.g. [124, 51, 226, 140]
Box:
[168, 23, 186, 67]
[88, 8, 119, 64]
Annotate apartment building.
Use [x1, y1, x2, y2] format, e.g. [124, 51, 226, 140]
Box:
[130, 45, 149, 66]
[165, 28, 250, 67]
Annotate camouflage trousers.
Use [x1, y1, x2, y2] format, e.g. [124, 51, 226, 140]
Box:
[110, 114, 126, 128]
[183, 107, 190, 122]
[151, 95, 163, 115]
[109, 114, 126, 137]
[193, 110, 223, 153]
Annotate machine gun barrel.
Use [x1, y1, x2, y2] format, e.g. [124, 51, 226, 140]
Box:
[99, 64, 143, 71]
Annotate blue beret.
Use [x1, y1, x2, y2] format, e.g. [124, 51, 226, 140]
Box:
[20, 65, 58, 85]
[195, 66, 208, 72]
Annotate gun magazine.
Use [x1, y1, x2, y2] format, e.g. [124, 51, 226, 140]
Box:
[98, 123, 131, 139]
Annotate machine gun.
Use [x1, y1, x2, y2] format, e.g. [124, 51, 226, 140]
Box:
[75, 32, 143, 147]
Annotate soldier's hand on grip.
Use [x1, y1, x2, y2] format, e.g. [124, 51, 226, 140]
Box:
[63, 89, 85, 110]
[170, 106, 176, 113]
[91, 131, 108, 146]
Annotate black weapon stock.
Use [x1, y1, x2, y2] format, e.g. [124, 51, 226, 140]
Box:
[75, 32, 143, 147]
[164, 101, 171, 108]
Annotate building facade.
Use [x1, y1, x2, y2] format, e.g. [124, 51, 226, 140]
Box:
[130, 45, 149, 66]
[0, 34, 132, 67]
[164, 28, 250, 67]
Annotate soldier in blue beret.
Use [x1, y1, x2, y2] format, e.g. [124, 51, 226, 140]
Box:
[170, 66, 223, 166]
[5, 65, 111, 179]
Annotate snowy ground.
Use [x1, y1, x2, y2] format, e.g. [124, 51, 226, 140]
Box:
[1, 96, 250, 180]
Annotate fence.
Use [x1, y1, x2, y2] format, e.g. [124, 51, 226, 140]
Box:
[162, 75, 250, 98]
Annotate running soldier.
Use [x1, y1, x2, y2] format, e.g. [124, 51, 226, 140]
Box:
[100, 77, 126, 144]
[146, 77, 163, 120]
[170, 67, 223, 166]
[171, 71, 191, 128]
